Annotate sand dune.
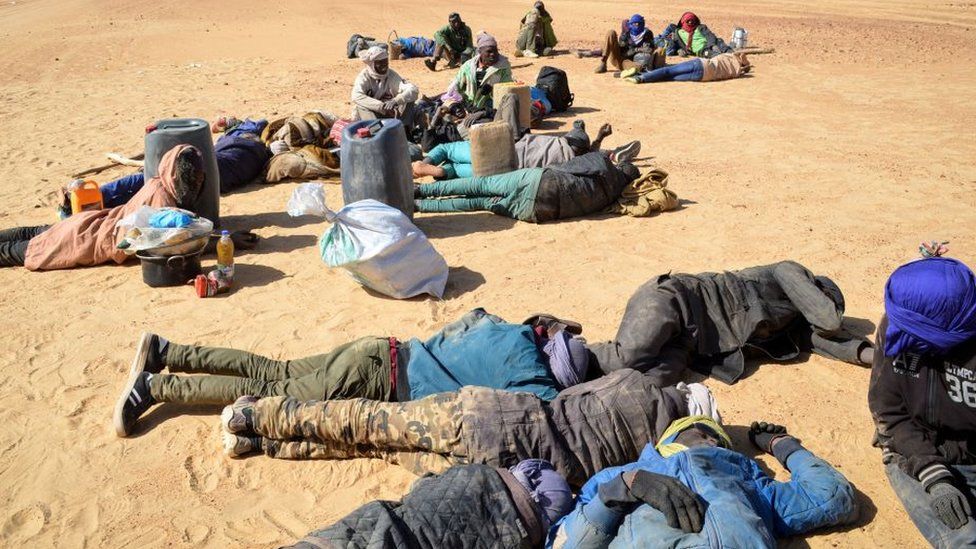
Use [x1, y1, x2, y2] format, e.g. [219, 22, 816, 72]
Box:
[0, 0, 974, 546]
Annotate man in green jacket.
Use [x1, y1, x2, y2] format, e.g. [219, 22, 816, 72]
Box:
[515, 1, 557, 58]
[426, 12, 475, 71]
[451, 32, 514, 110]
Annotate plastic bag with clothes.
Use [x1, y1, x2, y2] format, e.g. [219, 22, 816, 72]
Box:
[116, 206, 213, 254]
[317, 199, 448, 299]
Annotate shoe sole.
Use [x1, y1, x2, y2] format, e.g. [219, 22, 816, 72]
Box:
[113, 331, 151, 437]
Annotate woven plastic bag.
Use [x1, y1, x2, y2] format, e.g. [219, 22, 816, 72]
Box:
[319, 199, 448, 299]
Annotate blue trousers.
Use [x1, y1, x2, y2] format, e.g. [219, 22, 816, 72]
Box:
[634, 58, 704, 83]
[886, 461, 976, 548]
[425, 142, 474, 179]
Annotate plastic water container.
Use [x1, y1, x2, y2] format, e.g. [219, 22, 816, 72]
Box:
[69, 180, 103, 214]
[470, 121, 516, 176]
[340, 119, 413, 219]
[144, 118, 220, 226]
[731, 27, 748, 50]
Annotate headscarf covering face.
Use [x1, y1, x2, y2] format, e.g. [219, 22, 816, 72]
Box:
[655, 415, 732, 458]
[509, 459, 574, 530]
[676, 382, 721, 423]
[628, 14, 646, 41]
[476, 31, 497, 50]
[883, 257, 976, 357]
[358, 45, 389, 79]
[543, 331, 589, 389]
[679, 12, 700, 50]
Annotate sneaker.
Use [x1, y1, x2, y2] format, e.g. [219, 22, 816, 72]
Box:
[221, 395, 258, 434]
[594, 61, 607, 74]
[542, 47, 553, 56]
[623, 77, 640, 84]
[612, 141, 642, 164]
[131, 331, 166, 376]
[113, 371, 156, 437]
[223, 432, 262, 458]
[424, 58, 437, 72]
[619, 67, 638, 79]
[523, 49, 539, 58]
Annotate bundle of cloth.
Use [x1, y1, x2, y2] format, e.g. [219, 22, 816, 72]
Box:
[394, 36, 436, 59]
[261, 112, 340, 183]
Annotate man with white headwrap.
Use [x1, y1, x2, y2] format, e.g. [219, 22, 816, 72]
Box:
[350, 46, 420, 130]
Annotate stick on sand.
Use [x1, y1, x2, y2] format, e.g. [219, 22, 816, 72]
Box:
[72, 152, 145, 178]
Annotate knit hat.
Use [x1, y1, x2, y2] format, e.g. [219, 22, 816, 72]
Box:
[476, 31, 498, 50]
[509, 459, 574, 529]
[884, 257, 976, 357]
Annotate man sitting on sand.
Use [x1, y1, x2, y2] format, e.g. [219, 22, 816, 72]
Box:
[595, 14, 659, 74]
[623, 51, 751, 84]
[425, 12, 475, 71]
[588, 261, 875, 386]
[0, 145, 204, 270]
[514, 1, 557, 58]
[658, 12, 734, 58]
[351, 46, 419, 132]
[113, 309, 589, 436]
[414, 151, 640, 223]
[552, 416, 858, 547]
[284, 460, 573, 549]
[449, 32, 513, 110]
[219, 368, 716, 489]
[412, 120, 640, 180]
[869, 257, 976, 547]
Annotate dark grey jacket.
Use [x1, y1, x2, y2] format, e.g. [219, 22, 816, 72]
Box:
[533, 152, 631, 222]
[590, 261, 869, 385]
[284, 464, 541, 549]
[459, 369, 686, 488]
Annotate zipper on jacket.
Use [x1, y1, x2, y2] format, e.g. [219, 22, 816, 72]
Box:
[926, 365, 938, 428]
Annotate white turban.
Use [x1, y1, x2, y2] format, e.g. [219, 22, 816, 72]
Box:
[676, 381, 721, 423]
[359, 46, 389, 79]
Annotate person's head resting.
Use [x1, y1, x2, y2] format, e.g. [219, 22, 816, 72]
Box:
[358, 46, 389, 77]
[679, 11, 701, 32]
[508, 459, 574, 530]
[543, 330, 590, 389]
[477, 32, 499, 66]
[172, 145, 205, 209]
[449, 12, 463, 31]
[628, 14, 645, 36]
[655, 416, 733, 458]
[883, 257, 976, 357]
[814, 274, 845, 314]
[617, 162, 641, 183]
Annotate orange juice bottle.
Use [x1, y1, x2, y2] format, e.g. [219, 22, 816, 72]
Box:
[216, 230, 234, 279]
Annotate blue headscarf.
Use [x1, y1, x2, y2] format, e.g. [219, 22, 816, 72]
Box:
[628, 14, 646, 37]
[509, 459, 574, 530]
[884, 257, 976, 357]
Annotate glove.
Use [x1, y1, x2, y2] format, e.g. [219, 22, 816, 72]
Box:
[749, 421, 788, 454]
[627, 470, 704, 533]
[928, 480, 972, 529]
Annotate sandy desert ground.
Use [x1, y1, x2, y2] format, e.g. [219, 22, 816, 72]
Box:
[0, 0, 974, 546]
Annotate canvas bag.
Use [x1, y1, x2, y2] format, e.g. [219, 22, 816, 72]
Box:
[318, 199, 448, 299]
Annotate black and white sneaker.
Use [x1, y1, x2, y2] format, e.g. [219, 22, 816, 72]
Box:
[611, 141, 642, 165]
[222, 433, 262, 458]
[113, 371, 157, 437]
[131, 332, 166, 375]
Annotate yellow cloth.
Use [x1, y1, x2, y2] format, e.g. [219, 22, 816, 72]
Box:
[655, 415, 732, 458]
[605, 168, 678, 217]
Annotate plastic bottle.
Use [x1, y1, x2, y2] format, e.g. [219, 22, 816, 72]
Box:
[69, 180, 104, 214]
[216, 230, 234, 278]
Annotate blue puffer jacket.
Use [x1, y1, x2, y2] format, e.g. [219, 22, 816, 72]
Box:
[553, 442, 857, 548]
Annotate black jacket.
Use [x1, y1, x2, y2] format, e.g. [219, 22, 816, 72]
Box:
[285, 464, 542, 549]
[590, 261, 868, 384]
[533, 152, 631, 222]
[869, 316, 976, 484]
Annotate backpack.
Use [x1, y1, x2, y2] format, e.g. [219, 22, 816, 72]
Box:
[535, 66, 573, 112]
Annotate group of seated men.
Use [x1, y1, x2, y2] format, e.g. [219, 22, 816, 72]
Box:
[107, 255, 976, 546]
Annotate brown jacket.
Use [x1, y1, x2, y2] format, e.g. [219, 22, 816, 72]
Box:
[459, 369, 686, 488]
[25, 145, 185, 270]
[701, 52, 750, 82]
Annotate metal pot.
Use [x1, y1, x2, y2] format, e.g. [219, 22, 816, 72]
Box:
[136, 248, 204, 287]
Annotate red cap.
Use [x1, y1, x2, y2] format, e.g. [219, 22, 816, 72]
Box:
[356, 127, 371, 138]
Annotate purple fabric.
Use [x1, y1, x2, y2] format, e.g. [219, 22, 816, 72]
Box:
[884, 257, 976, 357]
[543, 331, 589, 389]
[628, 14, 646, 37]
[508, 459, 574, 529]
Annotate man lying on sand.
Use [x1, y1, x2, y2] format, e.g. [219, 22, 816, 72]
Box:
[412, 120, 640, 180]
[623, 52, 751, 84]
[552, 416, 858, 547]
[219, 369, 716, 488]
[114, 309, 589, 436]
[284, 460, 573, 549]
[588, 260, 875, 385]
[870, 257, 976, 546]
[414, 151, 640, 223]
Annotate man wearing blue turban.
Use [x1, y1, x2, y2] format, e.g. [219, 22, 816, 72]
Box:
[869, 257, 976, 547]
[594, 14, 660, 74]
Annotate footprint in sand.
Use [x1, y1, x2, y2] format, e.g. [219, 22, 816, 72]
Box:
[1, 503, 50, 541]
[183, 456, 223, 494]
